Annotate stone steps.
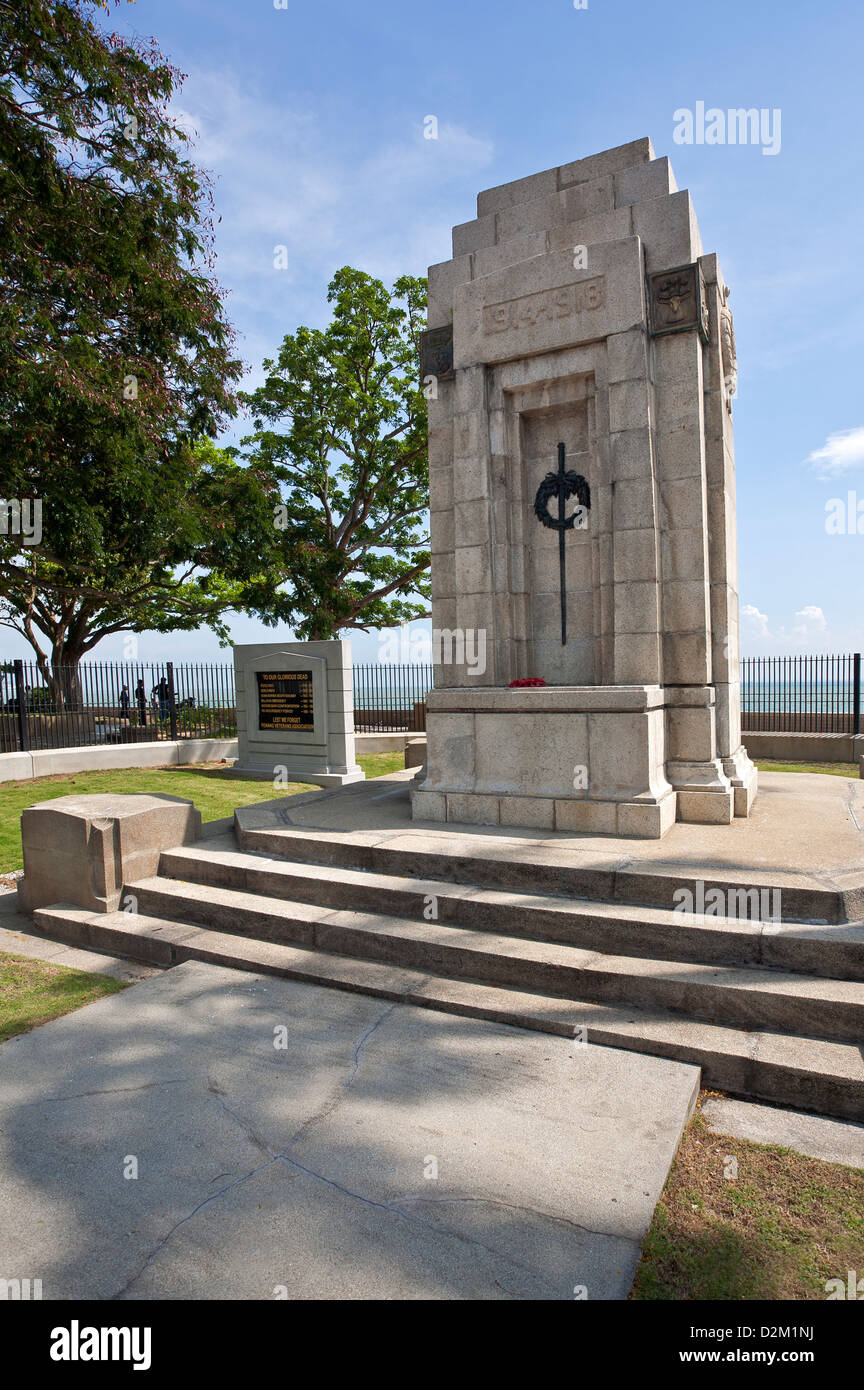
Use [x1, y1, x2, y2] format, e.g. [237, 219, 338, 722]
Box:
[233, 816, 858, 924]
[114, 875, 864, 1045]
[31, 824, 864, 1120]
[31, 901, 864, 1120]
[159, 843, 864, 980]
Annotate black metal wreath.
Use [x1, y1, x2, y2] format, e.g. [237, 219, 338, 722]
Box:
[533, 470, 591, 530]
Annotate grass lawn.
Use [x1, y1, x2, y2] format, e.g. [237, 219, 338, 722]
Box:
[755, 758, 859, 777]
[0, 951, 128, 1044]
[0, 750, 405, 874]
[631, 1109, 864, 1300]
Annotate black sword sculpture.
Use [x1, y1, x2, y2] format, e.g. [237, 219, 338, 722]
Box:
[533, 442, 591, 646]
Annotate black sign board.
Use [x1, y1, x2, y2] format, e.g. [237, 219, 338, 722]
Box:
[256, 670, 315, 733]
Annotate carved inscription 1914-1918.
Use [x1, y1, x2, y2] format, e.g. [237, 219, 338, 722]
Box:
[484, 276, 606, 334]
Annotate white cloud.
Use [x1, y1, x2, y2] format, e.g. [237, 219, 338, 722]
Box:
[793, 604, 827, 636]
[804, 426, 864, 478]
[741, 603, 829, 649]
[741, 603, 770, 639]
[168, 71, 494, 396]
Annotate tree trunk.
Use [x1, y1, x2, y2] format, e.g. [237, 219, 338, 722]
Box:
[51, 650, 84, 712]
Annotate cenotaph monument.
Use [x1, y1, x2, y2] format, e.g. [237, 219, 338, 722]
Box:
[412, 138, 757, 838]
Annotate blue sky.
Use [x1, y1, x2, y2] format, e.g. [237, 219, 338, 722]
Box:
[14, 0, 864, 665]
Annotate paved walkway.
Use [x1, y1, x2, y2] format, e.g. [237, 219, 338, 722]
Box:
[0, 960, 698, 1300]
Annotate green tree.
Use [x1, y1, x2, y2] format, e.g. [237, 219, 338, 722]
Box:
[0, 1, 271, 698]
[1, 443, 281, 702]
[241, 266, 430, 641]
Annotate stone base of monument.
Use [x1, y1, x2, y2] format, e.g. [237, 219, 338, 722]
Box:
[412, 685, 756, 837]
[723, 747, 760, 817]
[27, 770, 864, 1120]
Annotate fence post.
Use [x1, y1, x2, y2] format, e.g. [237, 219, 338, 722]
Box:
[13, 659, 29, 752]
[166, 662, 178, 741]
[853, 653, 861, 737]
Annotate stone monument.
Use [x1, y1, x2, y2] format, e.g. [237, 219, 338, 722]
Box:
[412, 137, 757, 837]
[233, 641, 364, 786]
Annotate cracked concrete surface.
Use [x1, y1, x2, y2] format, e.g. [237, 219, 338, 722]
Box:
[0, 960, 698, 1300]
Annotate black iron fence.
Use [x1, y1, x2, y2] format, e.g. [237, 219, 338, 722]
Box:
[0, 658, 437, 752]
[2, 653, 861, 754]
[741, 653, 862, 734]
[352, 663, 434, 733]
[0, 660, 237, 752]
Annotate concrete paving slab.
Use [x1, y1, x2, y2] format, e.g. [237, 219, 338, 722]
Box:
[702, 1096, 864, 1170]
[0, 960, 698, 1300]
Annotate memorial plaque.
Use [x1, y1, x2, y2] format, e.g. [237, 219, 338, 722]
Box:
[256, 669, 314, 732]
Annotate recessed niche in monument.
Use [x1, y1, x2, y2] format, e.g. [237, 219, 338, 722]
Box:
[520, 393, 594, 685]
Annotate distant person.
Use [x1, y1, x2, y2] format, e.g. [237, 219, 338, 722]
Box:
[119, 685, 130, 720]
[152, 675, 170, 721]
[135, 678, 147, 725]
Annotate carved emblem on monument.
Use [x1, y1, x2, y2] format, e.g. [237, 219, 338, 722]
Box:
[533, 442, 591, 647]
[648, 262, 709, 342]
[720, 289, 737, 411]
[419, 324, 454, 382]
